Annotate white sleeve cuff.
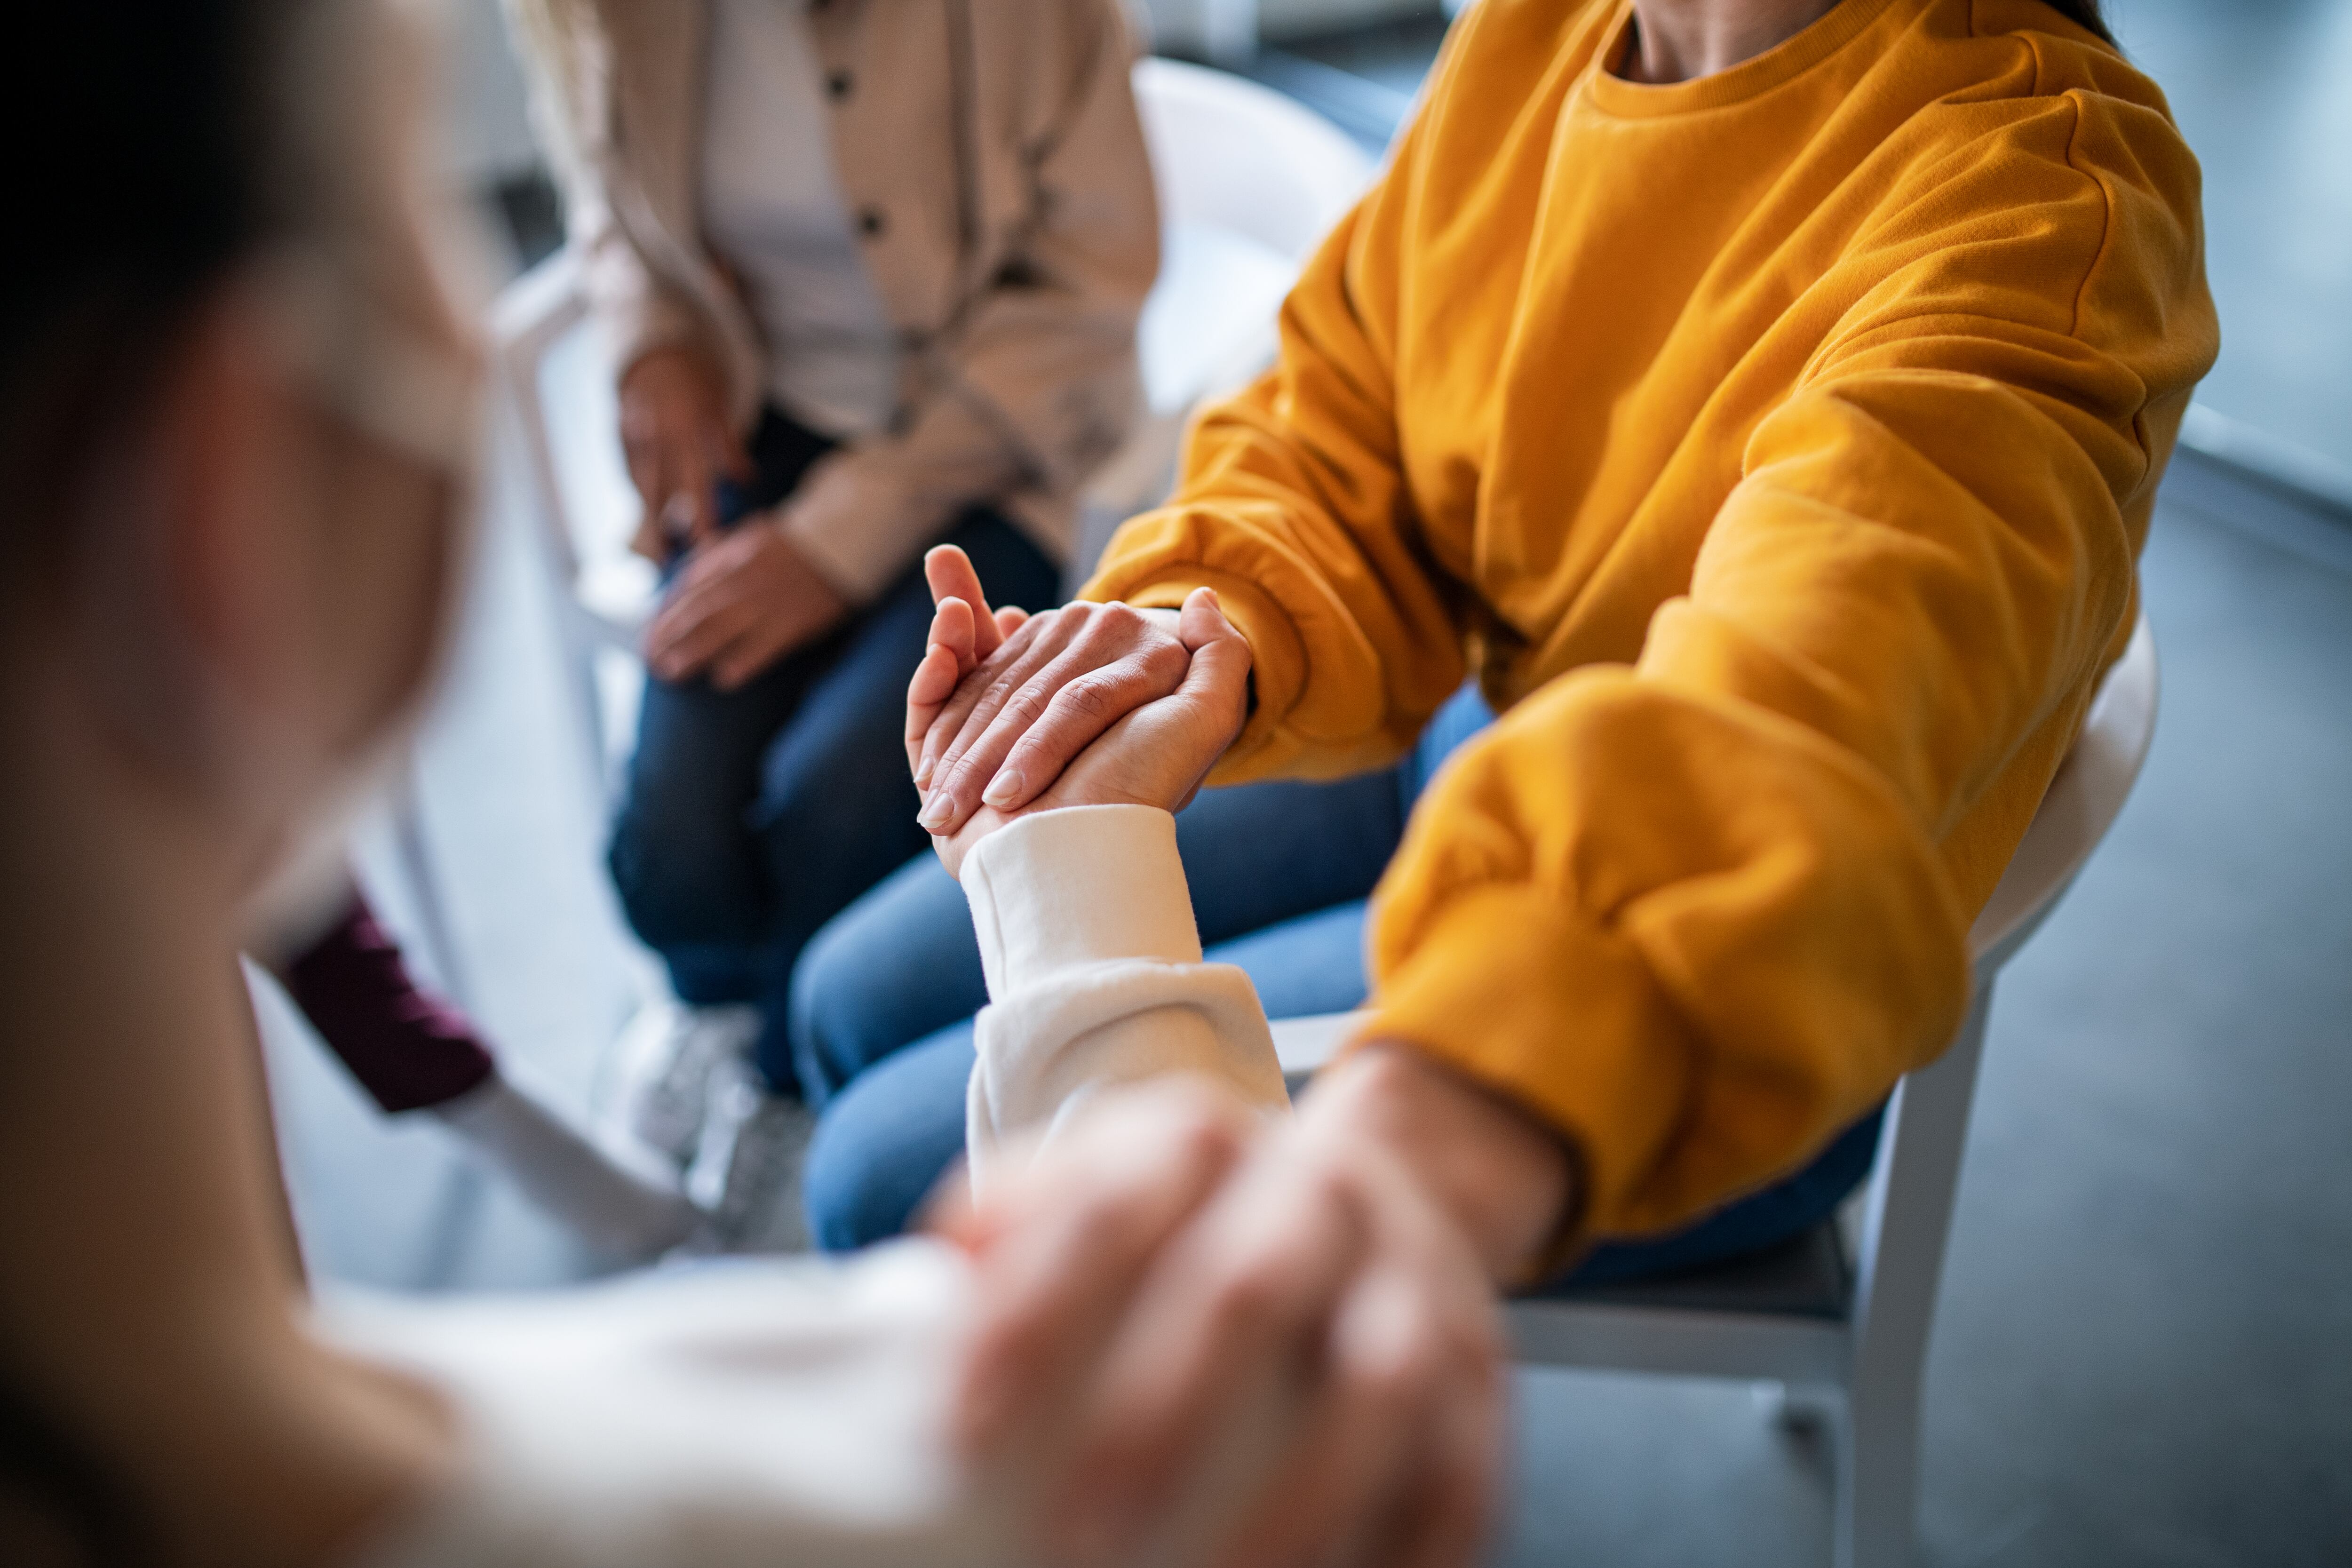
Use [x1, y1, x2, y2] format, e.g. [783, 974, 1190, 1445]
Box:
[957, 806, 1287, 1188]
[959, 804, 1202, 995]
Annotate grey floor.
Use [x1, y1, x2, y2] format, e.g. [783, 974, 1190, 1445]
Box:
[259, 4, 2352, 1562]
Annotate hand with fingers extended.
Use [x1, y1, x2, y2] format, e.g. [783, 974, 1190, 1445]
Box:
[931, 1045, 1562, 1568]
[906, 549, 1250, 840]
[904, 546, 1249, 876]
[618, 347, 751, 563]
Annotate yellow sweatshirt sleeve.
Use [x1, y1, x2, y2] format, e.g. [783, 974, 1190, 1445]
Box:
[1374, 91, 2215, 1246]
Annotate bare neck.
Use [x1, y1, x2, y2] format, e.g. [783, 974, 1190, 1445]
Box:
[0, 669, 446, 1568]
[1621, 0, 1844, 83]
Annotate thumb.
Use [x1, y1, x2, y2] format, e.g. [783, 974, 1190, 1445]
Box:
[1176, 588, 1251, 663]
[1176, 585, 1244, 654]
[712, 418, 754, 485]
[924, 545, 1005, 660]
[1173, 587, 1251, 721]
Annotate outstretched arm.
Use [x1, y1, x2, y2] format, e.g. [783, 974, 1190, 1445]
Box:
[904, 548, 1278, 1183]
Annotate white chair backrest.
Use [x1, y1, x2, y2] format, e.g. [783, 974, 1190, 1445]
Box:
[1133, 56, 1375, 261]
[1965, 615, 2159, 971]
[1074, 62, 1374, 577]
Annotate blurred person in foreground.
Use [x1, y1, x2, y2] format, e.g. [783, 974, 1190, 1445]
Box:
[0, 0, 1500, 1563]
[803, 0, 2216, 1541]
[503, 0, 1160, 1238]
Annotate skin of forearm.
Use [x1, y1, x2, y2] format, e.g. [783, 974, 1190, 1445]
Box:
[1300, 1045, 1575, 1283]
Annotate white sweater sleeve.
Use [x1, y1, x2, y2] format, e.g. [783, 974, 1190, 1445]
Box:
[330, 1243, 1023, 1568]
[958, 805, 1289, 1191]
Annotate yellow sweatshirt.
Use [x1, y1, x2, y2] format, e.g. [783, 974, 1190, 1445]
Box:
[1083, 0, 2217, 1248]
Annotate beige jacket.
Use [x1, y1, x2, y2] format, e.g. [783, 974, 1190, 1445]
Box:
[516, 0, 1160, 600]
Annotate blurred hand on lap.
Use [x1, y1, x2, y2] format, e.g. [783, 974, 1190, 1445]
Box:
[645, 518, 848, 689]
[619, 346, 749, 561]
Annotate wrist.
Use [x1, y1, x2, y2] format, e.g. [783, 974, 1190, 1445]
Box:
[1300, 1043, 1575, 1283]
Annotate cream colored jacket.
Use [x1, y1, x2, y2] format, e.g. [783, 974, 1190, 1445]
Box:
[515, 0, 1160, 600]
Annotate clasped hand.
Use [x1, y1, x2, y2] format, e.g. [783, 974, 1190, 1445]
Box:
[908, 555, 1222, 844]
[621, 348, 847, 689]
[905, 547, 1247, 875]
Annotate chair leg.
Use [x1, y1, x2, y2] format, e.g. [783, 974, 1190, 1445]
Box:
[1836, 1366, 1921, 1568]
[1832, 984, 1997, 1568]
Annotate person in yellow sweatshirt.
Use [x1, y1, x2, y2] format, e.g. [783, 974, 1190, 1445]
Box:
[805, 0, 2215, 1553]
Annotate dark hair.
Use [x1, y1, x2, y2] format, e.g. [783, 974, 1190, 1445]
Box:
[0, 8, 279, 1557]
[0, 1371, 157, 1568]
[0, 0, 287, 559]
[2041, 0, 2116, 45]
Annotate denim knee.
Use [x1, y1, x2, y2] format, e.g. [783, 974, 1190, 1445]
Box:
[787, 854, 986, 1109]
[606, 810, 758, 954]
[801, 1025, 976, 1250]
[801, 1115, 916, 1252]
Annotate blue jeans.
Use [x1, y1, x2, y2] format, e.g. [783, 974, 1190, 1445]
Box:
[792, 684, 1883, 1287]
[607, 407, 1062, 1093]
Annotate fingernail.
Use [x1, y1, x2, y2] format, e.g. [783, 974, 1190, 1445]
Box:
[915, 756, 935, 788]
[919, 796, 954, 832]
[981, 769, 1024, 807]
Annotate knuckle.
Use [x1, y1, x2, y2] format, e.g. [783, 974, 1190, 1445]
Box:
[1055, 675, 1116, 724]
[1003, 682, 1054, 726]
[1203, 1262, 1286, 1330]
[1153, 1106, 1243, 1180]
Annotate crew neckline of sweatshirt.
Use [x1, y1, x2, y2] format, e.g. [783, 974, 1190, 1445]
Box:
[1586, 0, 1904, 119]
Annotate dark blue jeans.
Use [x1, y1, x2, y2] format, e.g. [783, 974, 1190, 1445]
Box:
[789, 684, 1884, 1285]
[607, 407, 1062, 1093]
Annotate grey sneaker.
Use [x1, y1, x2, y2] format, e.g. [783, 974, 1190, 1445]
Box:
[604, 1001, 760, 1168]
[685, 1057, 817, 1255]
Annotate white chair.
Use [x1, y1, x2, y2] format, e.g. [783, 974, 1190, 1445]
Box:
[487, 57, 1373, 786]
[1269, 616, 2161, 1568]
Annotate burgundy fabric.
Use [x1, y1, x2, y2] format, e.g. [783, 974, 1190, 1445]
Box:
[284, 893, 496, 1113]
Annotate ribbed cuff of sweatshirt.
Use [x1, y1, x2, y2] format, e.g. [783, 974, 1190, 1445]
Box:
[1367, 883, 1700, 1278]
[959, 805, 1288, 1190]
